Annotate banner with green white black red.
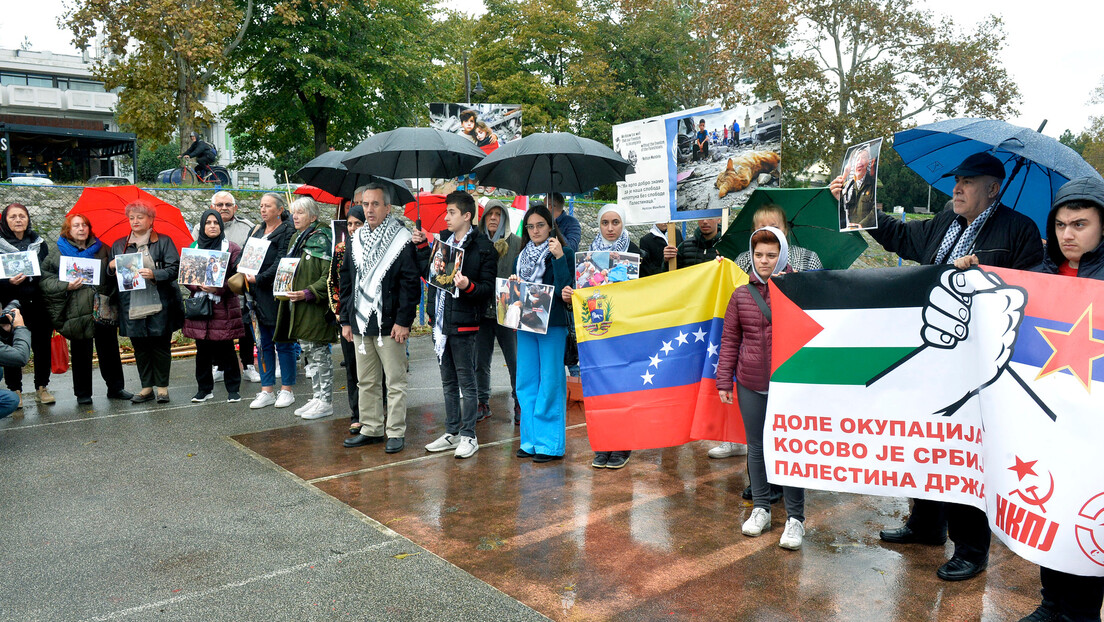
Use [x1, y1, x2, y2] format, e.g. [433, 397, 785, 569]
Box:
[766, 265, 1104, 576]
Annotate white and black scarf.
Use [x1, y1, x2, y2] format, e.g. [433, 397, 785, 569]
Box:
[350, 213, 411, 346]
[433, 227, 474, 361]
[516, 239, 550, 282]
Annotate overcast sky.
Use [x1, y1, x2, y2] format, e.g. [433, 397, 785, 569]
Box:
[5, 0, 1101, 139]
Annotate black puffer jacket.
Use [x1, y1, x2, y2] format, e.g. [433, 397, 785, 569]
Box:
[1035, 176, 1104, 278]
[870, 204, 1043, 269]
[677, 228, 720, 267]
[424, 230, 497, 334]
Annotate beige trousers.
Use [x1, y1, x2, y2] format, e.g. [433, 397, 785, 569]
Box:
[351, 332, 408, 438]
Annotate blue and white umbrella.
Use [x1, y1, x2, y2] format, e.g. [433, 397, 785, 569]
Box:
[893, 118, 1102, 233]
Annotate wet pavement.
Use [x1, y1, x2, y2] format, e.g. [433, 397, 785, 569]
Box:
[2, 333, 1058, 621]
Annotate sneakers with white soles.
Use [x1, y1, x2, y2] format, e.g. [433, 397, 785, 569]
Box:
[779, 517, 805, 550]
[250, 392, 276, 409]
[191, 392, 214, 403]
[708, 441, 748, 459]
[274, 390, 295, 408]
[454, 436, 479, 459]
[294, 398, 318, 416]
[742, 508, 771, 537]
[301, 400, 333, 420]
[425, 433, 460, 452]
[242, 365, 261, 383]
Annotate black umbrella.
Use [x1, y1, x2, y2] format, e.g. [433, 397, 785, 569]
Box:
[470, 132, 635, 197]
[341, 128, 488, 223]
[295, 150, 415, 206]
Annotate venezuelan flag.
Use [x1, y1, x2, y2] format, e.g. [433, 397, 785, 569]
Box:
[572, 259, 749, 451]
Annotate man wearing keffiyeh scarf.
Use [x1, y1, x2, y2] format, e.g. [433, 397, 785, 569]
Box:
[339, 185, 422, 454]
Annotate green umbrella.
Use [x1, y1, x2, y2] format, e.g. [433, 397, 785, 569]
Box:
[714, 187, 867, 271]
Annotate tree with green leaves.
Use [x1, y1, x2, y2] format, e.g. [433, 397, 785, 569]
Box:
[64, 0, 254, 147]
[704, 0, 1021, 177]
[222, 0, 438, 173]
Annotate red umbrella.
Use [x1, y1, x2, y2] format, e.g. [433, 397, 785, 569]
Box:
[67, 186, 193, 251]
[295, 184, 343, 205]
[403, 192, 485, 237]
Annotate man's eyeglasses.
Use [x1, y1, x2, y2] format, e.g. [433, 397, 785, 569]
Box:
[213, 202, 235, 208]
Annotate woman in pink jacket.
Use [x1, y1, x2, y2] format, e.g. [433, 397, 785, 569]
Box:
[715, 226, 806, 550]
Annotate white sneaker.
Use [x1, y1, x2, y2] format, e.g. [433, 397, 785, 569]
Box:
[708, 441, 748, 459]
[454, 436, 479, 459]
[425, 433, 460, 453]
[294, 398, 319, 416]
[742, 508, 771, 537]
[779, 517, 805, 550]
[249, 391, 276, 409]
[274, 390, 295, 408]
[301, 400, 333, 420]
[212, 366, 224, 382]
[242, 365, 261, 383]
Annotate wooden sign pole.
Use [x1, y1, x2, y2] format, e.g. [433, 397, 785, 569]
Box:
[667, 222, 677, 272]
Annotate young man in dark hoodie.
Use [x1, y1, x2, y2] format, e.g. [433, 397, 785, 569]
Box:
[677, 217, 722, 267]
[957, 176, 1104, 622]
[423, 191, 498, 459]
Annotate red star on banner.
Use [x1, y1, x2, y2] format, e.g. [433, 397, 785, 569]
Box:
[1008, 456, 1038, 481]
[1036, 305, 1104, 391]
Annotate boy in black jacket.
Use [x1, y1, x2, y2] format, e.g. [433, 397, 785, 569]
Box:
[423, 192, 498, 459]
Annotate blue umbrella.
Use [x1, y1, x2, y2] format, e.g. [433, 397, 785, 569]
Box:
[893, 118, 1102, 234]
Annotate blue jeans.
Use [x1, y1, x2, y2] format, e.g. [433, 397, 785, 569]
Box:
[439, 333, 479, 439]
[257, 323, 297, 387]
[0, 388, 19, 419]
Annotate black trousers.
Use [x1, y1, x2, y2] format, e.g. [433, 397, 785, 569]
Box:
[237, 311, 254, 368]
[1040, 566, 1104, 621]
[195, 339, 241, 394]
[340, 335, 358, 421]
[70, 324, 126, 398]
[132, 335, 172, 389]
[906, 498, 991, 563]
[3, 303, 52, 392]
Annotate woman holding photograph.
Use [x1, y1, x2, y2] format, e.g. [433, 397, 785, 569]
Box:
[109, 202, 183, 404]
[512, 204, 573, 463]
[565, 203, 639, 469]
[183, 210, 244, 403]
[40, 214, 132, 405]
[0, 203, 53, 408]
[274, 197, 336, 420]
[245, 193, 296, 410]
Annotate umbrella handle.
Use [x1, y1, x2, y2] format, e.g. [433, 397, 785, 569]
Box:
[415, 218, 422, 231]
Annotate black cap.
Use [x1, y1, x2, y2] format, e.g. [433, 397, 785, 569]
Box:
[941, 152, 1005, 180]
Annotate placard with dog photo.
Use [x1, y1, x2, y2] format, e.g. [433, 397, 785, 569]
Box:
[574, 251, 640, 289]
[427, 235, 465, 298]
[837, 137, 882, 231]
[179, 247, 232, 288]
[0, 250, 41, 279]
[237, 237, 270, 277]
[273, 257, 300, 298]
[59, 256, 101, 285]
[114, 252, 146, 292]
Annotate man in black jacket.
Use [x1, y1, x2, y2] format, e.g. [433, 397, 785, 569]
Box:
[180, 132, 217, 177]
[340, 183, 422, 454]
[832, 151, 1044, 583]
[677, 218, 721, 267]
[423, 191, 497, 459]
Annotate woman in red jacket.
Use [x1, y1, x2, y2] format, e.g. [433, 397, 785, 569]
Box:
[715, 226, 807, 550]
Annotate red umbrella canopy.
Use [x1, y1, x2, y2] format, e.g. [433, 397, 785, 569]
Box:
[403, 193, 485, 237]
[294, 184, 343, 205]
[67, 186, 193, 251]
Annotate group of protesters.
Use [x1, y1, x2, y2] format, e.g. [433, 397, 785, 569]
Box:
[1, 148, 1102, 620]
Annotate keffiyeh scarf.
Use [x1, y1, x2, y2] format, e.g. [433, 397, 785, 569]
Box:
[934, 201, 998, 264]
[351, 213, 411, 346]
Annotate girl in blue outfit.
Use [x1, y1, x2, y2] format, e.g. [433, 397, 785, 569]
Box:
[512, 204, 573, 463]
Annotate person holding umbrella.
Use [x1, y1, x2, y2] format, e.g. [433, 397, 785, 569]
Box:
[274, 197, 337, 420]
[39, 213, 133, 405]
[511, 204, 573, 463]
[108, 202, 184, 404]
[830, 151, 1043, 582]
[183, 210, 244, 403]
[0, 203, 53, 408]
[245, 193, 296, 410]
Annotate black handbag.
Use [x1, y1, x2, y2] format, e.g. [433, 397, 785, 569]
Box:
[184, 294, 213, 320]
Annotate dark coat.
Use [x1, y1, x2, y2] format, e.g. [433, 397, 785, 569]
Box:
[339, 234, 421, 337]
[512, 246, 574, 329]
[424, 229, 497, 334]
[677, 229, 721, 267]
[870, 204, 1043, 269]
[247, 221, 293, 326]
[182, 242, 245, 341]
[1035, 176, 1104, 278]
[716, 280, 772, 393]
[638, 228, 683, 277]
[39, 240, 114, 340]
[110, 231, 184, 339]
[0, 231, 49, 307]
